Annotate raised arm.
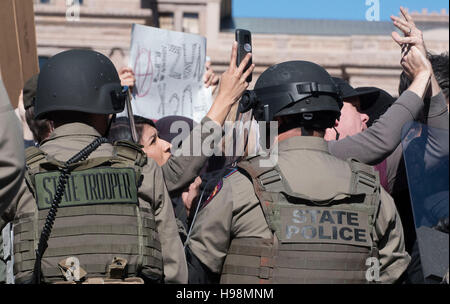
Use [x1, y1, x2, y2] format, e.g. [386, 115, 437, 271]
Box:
[391, 7, 448, 130]
[329, 46, 432, 165]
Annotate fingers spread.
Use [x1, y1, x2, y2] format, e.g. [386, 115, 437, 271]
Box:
[400, 7, 414, 24]
[391, 15, 409, 27]
[393, 21, 411, 35]
[392, 32, 413, 45]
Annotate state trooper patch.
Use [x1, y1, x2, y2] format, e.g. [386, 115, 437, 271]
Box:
[200, 167, 237, 210]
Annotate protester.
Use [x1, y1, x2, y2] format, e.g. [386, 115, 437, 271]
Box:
[325, 8, 448, 177]
[325, 79, 394, 191]
[399, 52, 449, 108]
[356, 87, 396, 128]
[117, 50, 249, 196]
[108, 115, 201, 240]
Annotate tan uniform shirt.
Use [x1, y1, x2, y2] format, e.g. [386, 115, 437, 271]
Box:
[0, 79, 25, 283]
[0, 79, 24, 216]
[188, 136, 410, 283]
[2, 123, 187, 283]
[162, 117, 222, 194]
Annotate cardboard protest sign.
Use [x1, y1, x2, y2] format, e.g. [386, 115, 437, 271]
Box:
[0, 0, 38, 108]
[126, 24, 212, 123]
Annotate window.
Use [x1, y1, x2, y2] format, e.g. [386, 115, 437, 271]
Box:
[39, 0, 83, 4]
[159, 13, 175, 30]
[183, 13, 199, 34]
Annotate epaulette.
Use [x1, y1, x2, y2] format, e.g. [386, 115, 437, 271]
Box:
[113, 140, 147, 168]
[223, 167, 238, 179]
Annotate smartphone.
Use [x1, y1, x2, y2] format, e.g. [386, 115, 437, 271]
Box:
[235, 29, 252, 83]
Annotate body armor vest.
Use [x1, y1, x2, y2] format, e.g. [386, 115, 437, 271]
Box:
[220, 156, 381, 284]
[13, 141, 163, 283]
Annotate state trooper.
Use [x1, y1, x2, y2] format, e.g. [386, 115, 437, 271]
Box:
[0, 50, 185, 284]
[185, 61, 411, 284]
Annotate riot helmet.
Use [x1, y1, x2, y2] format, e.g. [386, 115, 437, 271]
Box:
[239, 61, 343, 129]
[35, 49, 127, 119]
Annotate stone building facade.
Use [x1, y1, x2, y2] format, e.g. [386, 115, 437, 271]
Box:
[34, 0, 449, 96]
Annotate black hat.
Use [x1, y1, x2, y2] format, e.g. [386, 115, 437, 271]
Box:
[155, 115, 196, 145]
[356, 87, 395, 127]
[35, 49, 127, 119]
[332, 77, 379, 101]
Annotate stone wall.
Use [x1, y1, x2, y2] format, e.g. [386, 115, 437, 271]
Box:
[34, 0, 449, 96]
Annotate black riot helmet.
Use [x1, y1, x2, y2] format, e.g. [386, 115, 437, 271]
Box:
[239, 61, 343, 129]
[35, 49, 127, 119]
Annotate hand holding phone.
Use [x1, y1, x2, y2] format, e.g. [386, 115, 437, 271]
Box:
[235, 29, 253, 83]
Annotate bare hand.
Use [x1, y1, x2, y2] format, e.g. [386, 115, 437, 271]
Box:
[401, 46, 432, 81]
[119, 67, 136, 88]
[204, 60, 220, 89]
[181, 177, 202, 217]
[216, 42, 255, 107]
[391, 7, 426, 56]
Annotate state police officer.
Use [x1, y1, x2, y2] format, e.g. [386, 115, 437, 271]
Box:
[186, 61, 411, 284]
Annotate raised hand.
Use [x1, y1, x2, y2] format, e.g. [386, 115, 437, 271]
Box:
[204, 60, 220, 89]
[206, 42, 255, 125]
[119, 67, 136, 88]
[401, 46, 432, 81]
[216, 42, 255, 106]
[391, 7, 426, 56]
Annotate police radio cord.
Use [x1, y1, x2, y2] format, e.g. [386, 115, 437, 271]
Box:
[184, 186, 207, 250]
[31, 137, 109, 284]
[183, 108, 254, 249]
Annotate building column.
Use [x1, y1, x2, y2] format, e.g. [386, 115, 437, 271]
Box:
[205, 0, 221, 49]
[174, 8, 182, 32]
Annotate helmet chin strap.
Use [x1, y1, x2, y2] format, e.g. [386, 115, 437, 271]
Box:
[300, 127, 311, 136]
[333, 126, 340, 140]
[104, 114, 116, 139]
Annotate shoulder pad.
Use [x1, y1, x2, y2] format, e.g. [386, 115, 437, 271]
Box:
[24, 146, 47, 197]
[347, 158, 379, 195]
[25, 146, 47, 168]
[113, 140, 147, 167]
[237, 157, 276, 181]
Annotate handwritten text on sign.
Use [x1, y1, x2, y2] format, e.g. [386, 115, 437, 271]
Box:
[127, 24, 211, 122]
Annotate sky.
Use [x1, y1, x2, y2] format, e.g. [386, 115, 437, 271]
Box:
[232, 0, 449, 21]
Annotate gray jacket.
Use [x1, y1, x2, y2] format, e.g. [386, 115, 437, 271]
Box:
[328, 90, 448, 194]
